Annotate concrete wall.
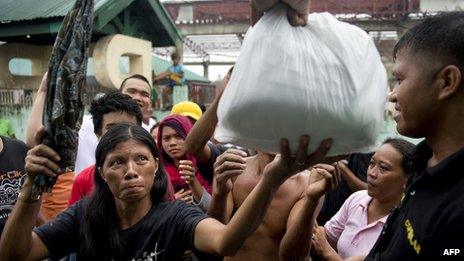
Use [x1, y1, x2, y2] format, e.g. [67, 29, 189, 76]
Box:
[0, 34, 155, 142]
[93, 34, 152, 89]
[0, 43, 52, 90]
[0, 34, 153, 91]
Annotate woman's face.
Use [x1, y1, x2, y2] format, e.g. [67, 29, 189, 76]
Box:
[161, 126, 185, 160]
[367, 143, 407, 202]
[101, 139, 158, 203]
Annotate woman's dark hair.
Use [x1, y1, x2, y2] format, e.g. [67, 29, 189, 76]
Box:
[382, 137, 415, 176]
[80, 123, 168, 259]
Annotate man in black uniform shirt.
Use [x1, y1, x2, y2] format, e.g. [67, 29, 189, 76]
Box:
[365, 12, 464, 259]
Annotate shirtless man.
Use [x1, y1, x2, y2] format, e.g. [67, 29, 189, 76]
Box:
[184, 71, 339, 260]
[212, 149, 338, 260]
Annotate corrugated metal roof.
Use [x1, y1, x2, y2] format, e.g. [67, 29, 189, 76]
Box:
[0, 0, 105, 22]
[0, 0, 182, 47]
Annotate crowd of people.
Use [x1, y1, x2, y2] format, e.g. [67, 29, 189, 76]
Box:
[1, 0, 464, 260]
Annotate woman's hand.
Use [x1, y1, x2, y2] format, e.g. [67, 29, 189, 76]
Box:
[312, 226, 339, 259]
[262, 135, 332, 186]
[306, 164, 340, 200]
[213, 149, 247, 196]
[179, 160, 208, 203]
[174, 189, 193, 204]
[179, 160, 197, 185]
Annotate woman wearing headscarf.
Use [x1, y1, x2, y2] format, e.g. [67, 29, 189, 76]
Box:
[157, 115, 212, 210]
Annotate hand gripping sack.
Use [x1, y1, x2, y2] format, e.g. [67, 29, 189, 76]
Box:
[215, 4, 388, 156]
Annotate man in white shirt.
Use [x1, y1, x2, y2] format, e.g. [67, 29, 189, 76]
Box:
[74, 74, 156, 173]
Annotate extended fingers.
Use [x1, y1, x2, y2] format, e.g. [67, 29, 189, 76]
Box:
[295, 135, 310, 166]
[306, 139, 332, 166]
[279, 138, 291, 164]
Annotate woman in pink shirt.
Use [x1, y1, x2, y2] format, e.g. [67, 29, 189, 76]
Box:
[311, 138, 414, 260]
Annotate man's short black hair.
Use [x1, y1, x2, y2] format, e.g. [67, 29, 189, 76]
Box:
[119, 74, 151, 91]
[90, 91, 143, 136]
[393, 12, 464, 73]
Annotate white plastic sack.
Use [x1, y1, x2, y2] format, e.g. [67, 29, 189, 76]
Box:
[215, 4, 387, 156]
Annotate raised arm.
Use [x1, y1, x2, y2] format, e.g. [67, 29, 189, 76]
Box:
[194, 135, 333, 256]
[337, 161, 367, 191]
[207, 149, 247, 223]
[0, 128, 59, 261]
[183, 71, 230, 162]
[279, 164, 340, 260]
[25, 73, 47, 148]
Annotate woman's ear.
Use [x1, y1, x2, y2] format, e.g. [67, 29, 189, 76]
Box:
[154, 158, 159, 176]
[98, 167, 108, 182]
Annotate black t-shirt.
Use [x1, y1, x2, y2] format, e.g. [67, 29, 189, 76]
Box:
[366, 142, 464, 259]
[317, 152, 373, 224]
[34, 200, 209, 260]
[0, 136, 28, 235]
